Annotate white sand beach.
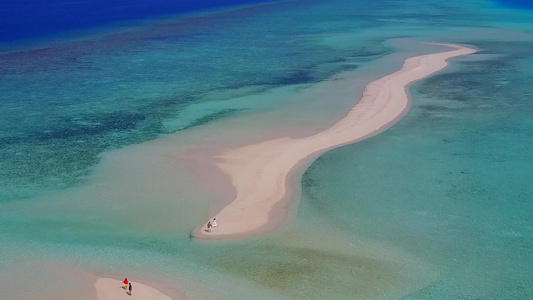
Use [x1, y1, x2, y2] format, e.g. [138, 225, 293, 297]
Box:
[193, 43, 476, 239]
[95, 278, 174, 300]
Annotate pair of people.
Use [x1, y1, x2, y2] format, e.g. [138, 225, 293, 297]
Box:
[206, 218, 218, 232]
[123, 278, 132, 295]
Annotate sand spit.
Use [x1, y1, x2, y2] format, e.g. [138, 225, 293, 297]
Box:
[193, 43, 476, 239]
[95, 278, 173, 300]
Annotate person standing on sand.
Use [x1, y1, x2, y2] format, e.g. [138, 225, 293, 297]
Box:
[212, 218, 218, 228]
[123, 278, 129, 289]
[128, 283, 132, 295]
[206, 221, 212, 232]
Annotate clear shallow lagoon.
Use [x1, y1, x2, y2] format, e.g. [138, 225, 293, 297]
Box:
[0, 0, 532, 299]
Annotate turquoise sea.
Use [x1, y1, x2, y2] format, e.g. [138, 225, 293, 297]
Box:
[0, 0, 532, 299]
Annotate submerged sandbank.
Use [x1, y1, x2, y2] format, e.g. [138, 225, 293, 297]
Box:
[193, 43, 476, 240]
[95, 278, 173, 300]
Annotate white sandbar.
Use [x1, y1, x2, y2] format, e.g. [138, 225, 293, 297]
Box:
[192, 43, 476, 239]
[95, 278, 173, 300]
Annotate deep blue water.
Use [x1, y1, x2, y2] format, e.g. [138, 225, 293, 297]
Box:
[495, 0, 533, 10]
[0, 0, 278, 43]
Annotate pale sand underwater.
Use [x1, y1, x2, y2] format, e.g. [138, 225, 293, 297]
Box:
[0, 42, 475, 299]
[193, 43, 476, 240]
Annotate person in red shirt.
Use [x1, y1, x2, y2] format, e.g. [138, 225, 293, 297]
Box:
[123, 278, 129, 290]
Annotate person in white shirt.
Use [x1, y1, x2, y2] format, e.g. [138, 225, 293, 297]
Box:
[212, 218, 218, 228]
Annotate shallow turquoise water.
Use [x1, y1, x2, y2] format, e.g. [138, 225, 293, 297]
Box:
[299, 40, 533, 299]
[0, 0, 532, 299]
[0, 0, 391, 202]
